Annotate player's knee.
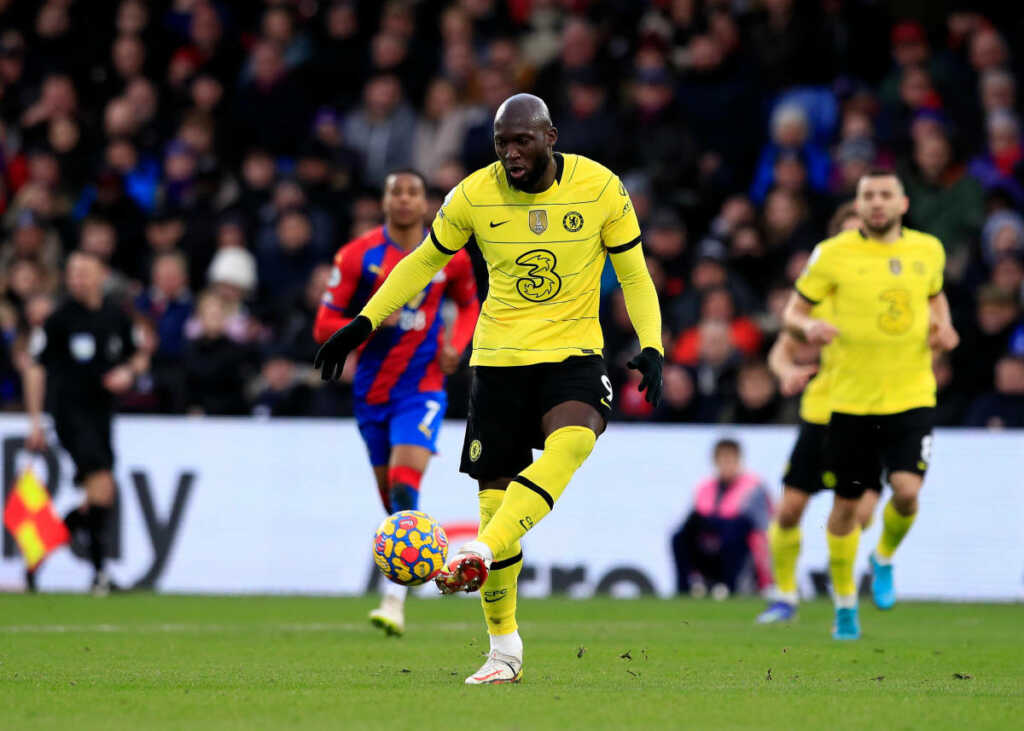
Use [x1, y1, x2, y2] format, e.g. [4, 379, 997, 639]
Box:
[544, 426, 596, 469]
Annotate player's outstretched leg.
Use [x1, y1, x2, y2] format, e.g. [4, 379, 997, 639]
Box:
[870, 473, 919, 610]
[436, 426, 596, 594]
[464, 488, 524, 684]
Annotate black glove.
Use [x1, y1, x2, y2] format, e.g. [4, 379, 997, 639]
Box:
[627, 347, 663, 406]
[314, 315, 373, 381]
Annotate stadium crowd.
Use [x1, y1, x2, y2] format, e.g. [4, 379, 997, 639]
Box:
[0, 0, 1022, 426]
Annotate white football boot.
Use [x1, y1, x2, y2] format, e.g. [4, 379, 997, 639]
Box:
[465, 650, 523, 685]
[368, 592, 405, 636]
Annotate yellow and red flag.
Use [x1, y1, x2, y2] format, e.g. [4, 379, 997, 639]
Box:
[3, 466, 68, 570]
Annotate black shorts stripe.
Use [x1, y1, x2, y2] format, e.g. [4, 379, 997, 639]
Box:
[512, 475, 554, 509]
[606, 235, 641, 254]
[430, 226, 459, 255]
[491, 551, 524, 570]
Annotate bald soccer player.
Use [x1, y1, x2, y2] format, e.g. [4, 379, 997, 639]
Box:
[315, 95, 663, 683]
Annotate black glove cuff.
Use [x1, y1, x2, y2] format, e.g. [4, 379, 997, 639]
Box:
[351, 315, 373, 341]
[641, 347, 663, 364]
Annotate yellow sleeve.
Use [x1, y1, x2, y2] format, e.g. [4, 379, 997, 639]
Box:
[610, 243, 663, 355]
[359, 239, 452, 329]
[929, 240, 946, 296]
[601, 176, 642, 252]
[430, 183, 475, 254]
[794, 243, 837, 304]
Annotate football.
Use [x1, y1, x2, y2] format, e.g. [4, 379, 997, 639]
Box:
[372, 510, 449, 586]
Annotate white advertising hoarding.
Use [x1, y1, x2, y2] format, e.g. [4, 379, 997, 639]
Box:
[1, 416, 1022, 601]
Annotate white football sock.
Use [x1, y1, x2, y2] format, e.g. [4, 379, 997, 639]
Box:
[490, 629, 523, 659]
[460, 539, 494, 564]
[382, 581, 407, 602]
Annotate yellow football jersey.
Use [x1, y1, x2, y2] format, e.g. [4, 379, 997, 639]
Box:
[798, 300, 834, 425]
[795, 227, 945, 416]
[430, 153, 642, 367]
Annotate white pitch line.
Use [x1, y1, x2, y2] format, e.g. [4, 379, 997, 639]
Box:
[0, 621, 477, 634]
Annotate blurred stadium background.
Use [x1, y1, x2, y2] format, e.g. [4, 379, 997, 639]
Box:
[0, 0, 1022, 599]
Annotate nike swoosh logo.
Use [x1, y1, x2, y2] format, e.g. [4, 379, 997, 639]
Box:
[489, 220, 510, 228]
[483, 596, 504, 603]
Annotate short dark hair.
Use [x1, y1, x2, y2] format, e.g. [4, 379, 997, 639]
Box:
[713, 438, 741, 458]
[384, 168, 428, 191]
[862, 167, 901, 181]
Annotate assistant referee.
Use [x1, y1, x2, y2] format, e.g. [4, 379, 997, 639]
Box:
[25, 251, 148, 595]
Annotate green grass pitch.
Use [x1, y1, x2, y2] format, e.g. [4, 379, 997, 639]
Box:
[1, 594, 1020, 730]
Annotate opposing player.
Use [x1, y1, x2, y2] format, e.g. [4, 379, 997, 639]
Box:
[757, 203, 883, 624]
[315, 95, 663, 683]
[783, 170, 958, 639]
[313, 169, 479, 636]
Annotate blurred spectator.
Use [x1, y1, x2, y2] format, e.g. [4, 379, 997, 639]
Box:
[182, 291, 253, 416]
[234, 40, 310, 156]
[413, 77, 472, 179]
[980, 209, 1024, 269]
[555, 68, 617, 166]
[968, 110, 1024, 206]
[670, 439, 773, 597]
[135, 251, 192, 362]
[953, 285, 1022, 397]
[257, 208, 327, 308]
[689, 319, 741, 421]
[672, 288, 762, 365]
[669, 239, 759, 331]
[252, 351, 314, 418]
[617, 66, 697, 193]
[719, 361, 784, 424]
[750, 104, 831, 205]
[343, 74, 416, 188]
[197, 246, 260, 345]
[903, 131, 985, 275]
[964, 356, 1024, 428]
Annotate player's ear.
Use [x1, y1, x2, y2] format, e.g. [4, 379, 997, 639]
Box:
[899, 195, 910, 215]
[547, 125, 558, 148]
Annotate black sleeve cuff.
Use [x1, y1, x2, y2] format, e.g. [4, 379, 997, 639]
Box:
[606, 235, 642, 254]
[795, 287, 819, 305]
[430, 226, 459, 255]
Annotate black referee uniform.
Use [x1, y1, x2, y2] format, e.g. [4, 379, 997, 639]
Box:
[31, 296, 135, 577]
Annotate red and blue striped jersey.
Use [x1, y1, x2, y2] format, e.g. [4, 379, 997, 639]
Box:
[314, 226, 479, 405]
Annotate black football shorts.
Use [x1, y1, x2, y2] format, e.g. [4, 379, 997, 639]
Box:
[53, 407, 114, 485]
[783, 420, 882, 495]
[825, 407, 934, 499]
[460, 355, 612, 480]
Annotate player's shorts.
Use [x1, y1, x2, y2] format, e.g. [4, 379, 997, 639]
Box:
[826, 407, 934, 500]
[53, 406, 114, 485]
[459, 354, 612, 480]
[354, 391, 448, 467]
[783, 420, 882, 495]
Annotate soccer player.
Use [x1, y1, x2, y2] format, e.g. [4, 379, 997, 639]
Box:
[783, 170, 958, 639]
[757, 203, 884, 624]
[315, 95, 663, 683]
[313, 169, 479, 636]
[24, 251, 148, 595]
